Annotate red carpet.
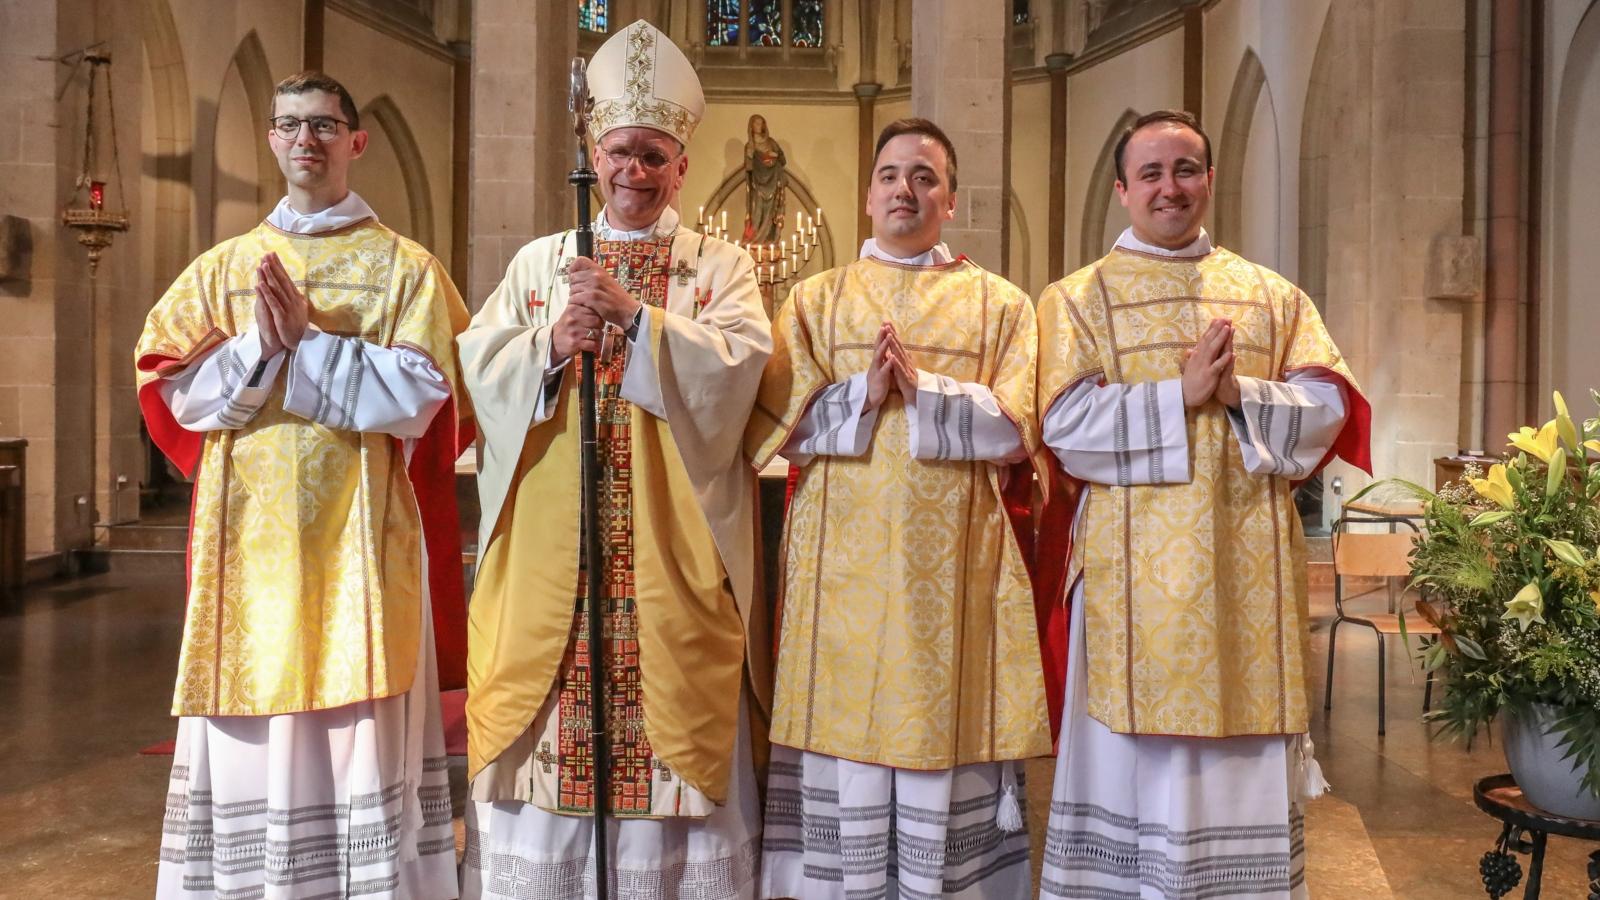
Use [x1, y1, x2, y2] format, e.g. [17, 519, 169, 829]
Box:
[139, 689, 469, 757]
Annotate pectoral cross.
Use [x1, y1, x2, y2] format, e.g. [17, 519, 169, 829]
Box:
[651, 758, 673, 782]
[670, 259, 697, 286]
[556, 259, 574, 282]
[536, 741, 557, 774]
[614, 258, 638, 291]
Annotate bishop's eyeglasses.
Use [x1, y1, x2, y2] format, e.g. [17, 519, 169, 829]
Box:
[269, 115, 351, 141]
[599, 146, 680, 172]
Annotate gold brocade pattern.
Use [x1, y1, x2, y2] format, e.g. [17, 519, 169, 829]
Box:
[746, 258, 1052, 769]
[135, 221, 466, 717]
[1037, 246, 1361, 737]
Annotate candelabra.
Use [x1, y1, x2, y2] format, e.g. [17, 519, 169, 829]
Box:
[695, 206, 823, 291]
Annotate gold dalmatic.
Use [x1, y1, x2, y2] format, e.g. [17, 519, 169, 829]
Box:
[1038, 245, 1367, 738]
[747, 257, 1053, 770]
[134, 220, 467, 718]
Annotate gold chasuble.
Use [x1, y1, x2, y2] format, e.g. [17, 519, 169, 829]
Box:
[1038, 245, 1371, 738]
[133, 220, 471, 717]
[459, 225, 770, 813]
[746, 257, 1054, 770]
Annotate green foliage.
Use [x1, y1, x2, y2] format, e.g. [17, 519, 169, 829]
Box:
[1388, 398, 1600, 797]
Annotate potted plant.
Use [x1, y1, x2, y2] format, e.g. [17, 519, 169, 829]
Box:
[1358, 391, 1600, 819]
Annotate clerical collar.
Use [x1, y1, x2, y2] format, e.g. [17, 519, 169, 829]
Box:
[267, 192, 378, 235]
[859, 238, 955, 267]
[1114, 227, 1213, 259]
[596, 206, 679, 241]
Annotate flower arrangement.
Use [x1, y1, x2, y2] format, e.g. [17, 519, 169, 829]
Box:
[1359, 391, 1600, 798]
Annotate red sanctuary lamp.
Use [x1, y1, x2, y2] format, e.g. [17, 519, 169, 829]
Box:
[60, 52, 129, 275]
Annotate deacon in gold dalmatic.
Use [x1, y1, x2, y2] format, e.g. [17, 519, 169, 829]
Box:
[747, 117, 1052, 900]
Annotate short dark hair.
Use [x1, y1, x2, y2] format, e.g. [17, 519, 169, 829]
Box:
[1112, 109, 1212, 184]
[271, 71, 360, 131]
[874, 117, 959, 192]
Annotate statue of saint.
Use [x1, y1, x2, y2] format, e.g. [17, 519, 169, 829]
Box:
[743, 114, 787, 244]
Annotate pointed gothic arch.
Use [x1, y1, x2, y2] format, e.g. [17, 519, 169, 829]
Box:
[360, 95, 436, 249]
[1079, 107, 1138, 267]
[1214, 47, 1280, 263]
[140, 0, 192, 288]
[1299, 6, 1338, 311]
[210, 30, 276, 241]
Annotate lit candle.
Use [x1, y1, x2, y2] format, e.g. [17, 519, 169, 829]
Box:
[720, 209, 727, 231]
[698, 205, 705, 226]
[815, 207, 823, 226]
[781, 259, 789, 279]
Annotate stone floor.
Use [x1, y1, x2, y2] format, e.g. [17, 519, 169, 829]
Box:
[1, 570, 1596, 898]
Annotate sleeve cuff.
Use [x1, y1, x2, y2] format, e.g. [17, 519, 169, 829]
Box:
[228, 325, 285, 408]
[283, 326, 348, 426]
[787, 372, 878, 460]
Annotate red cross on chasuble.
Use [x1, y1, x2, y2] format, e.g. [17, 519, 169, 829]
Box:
[552, 235, 676, 816]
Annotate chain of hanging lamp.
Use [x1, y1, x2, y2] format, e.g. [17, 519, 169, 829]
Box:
[60, 48, 129, 275]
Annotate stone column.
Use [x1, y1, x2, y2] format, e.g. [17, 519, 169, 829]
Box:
[304, 0, 325, 69]
[451, 41, 471, 280]
[467, 0, 576, 309]
[911, 0, 1008, 274]
[855, 4, 881, 247]
[1046, 53, 1068, 282]
[854, 82, 880, 246]
[1482, 0, 1530, 442]
[0, 0, 65, 557]
[1365, 0, 1470, 482]
[0, 0, 141, 558]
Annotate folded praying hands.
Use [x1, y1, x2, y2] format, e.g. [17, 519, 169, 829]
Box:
[254, 252, 310, 357]
[864, 321, 919, 412]
[1182, 317, 1241, 409]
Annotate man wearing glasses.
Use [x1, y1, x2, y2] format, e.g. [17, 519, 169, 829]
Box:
[457, 20, 771, 899]
[136, 71, 471, 899]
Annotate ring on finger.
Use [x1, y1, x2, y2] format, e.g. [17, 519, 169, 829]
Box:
[585, 327, 598, 340]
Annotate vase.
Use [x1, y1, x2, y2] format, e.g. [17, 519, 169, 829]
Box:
[1501, 702, 1600, 821]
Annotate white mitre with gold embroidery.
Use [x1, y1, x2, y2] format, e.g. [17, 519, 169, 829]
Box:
[586, 19, 705, 145]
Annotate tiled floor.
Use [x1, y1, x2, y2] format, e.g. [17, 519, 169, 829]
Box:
[1, 571, 1595, 897]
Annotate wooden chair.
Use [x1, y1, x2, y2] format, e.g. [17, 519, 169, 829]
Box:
[1323, 515, 1440, 736]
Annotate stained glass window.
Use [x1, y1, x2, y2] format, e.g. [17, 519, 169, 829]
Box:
[708, 0, 740, 46]
[792, 0, 823, 48]
[579, 0, 607, 32]
[707, 1, 826, 49]
[749, 0, 782, 47]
